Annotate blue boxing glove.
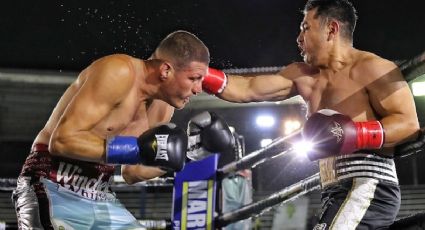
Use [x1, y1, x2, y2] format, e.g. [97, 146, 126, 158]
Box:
[106, 123, 187, 171]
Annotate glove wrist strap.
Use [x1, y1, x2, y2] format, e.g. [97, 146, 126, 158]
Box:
[106, 136, 141, 164]
[355, 121, 384, 149]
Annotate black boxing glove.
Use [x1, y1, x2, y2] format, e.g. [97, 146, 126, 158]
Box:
[395, 128, 425, 157]
[302, 109, 384, 161]
[187, 111, 234, 161]
[106, 123, 187, 171]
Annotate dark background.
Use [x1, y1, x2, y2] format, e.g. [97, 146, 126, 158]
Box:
[1, 0, 425, 71]
[1, 0, 425, 191]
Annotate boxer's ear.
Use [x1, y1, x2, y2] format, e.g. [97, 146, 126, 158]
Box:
[327, 19, 339, 41]
[159, 62, 172, 81]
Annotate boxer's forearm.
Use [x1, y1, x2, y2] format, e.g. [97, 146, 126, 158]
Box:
[49, 131, 106, 163]
[218, 74, 294, 103]
[121, 165, 165, 185]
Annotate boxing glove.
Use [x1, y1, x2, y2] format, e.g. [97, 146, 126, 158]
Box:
[106, 123, 187, 171]
[395, 128, 425, 157]
[302, 109, 384, 161]
[202, 67, 227, 94]
[187, 111, 234, 161]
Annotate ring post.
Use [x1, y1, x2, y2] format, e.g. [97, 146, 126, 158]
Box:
[172, 154, 219, 230]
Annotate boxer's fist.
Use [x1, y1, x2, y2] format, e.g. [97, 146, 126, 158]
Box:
[137, 124, 187, 171]
[302, 109, 384, 161]
[106, 123, 187, 171]
[202, 67, 227, 94]
[395, 128, 425, 157]
[187, 111, 234, 161]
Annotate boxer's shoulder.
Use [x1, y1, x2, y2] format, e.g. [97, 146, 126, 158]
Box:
[341, 53, 397, 89]
[279, 62, 318, 80]
[86, 54, 135, 77]
[352, 51, 398, 76]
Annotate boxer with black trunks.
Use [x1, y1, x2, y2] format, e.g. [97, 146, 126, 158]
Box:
[12, 30, 233, 229]
[201, 0, 420, 229]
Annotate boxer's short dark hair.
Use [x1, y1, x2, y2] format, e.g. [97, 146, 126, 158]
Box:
[155, 30, 210, 69]
[304, 0, 358, 41]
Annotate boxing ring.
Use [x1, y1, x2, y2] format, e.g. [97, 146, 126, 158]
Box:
[0, 51, 424, 229]
[170, 50, 425, 230]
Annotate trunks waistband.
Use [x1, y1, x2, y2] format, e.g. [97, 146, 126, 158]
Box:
[23, 143, 115, 193]
[32, 143, 48, 152]
[319, 153, 398, 188]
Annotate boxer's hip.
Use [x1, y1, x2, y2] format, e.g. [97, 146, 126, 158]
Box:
[319, 152, 398, 188]
[13, 177, 143, 229]
[20, 143, 115, 195]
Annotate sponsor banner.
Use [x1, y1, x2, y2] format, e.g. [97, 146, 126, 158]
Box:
[172, 154, 219, 230]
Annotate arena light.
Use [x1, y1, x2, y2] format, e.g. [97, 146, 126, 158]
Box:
[292, 140, 314, 157]
[283, 120, 301, 135]
[412, 82, 425, 96]
[260, 138, 273, 148]
[256, 115, 275, 128]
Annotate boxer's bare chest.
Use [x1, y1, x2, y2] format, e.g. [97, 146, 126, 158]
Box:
[93, 92, 152, 138]
[306, 68, 372, 119]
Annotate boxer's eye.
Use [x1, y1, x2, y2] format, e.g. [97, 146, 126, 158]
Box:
[191, 75, 202, 82]
[300, 24, 309, 32]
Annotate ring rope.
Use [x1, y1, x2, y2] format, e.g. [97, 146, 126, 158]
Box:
[218, 130, 301, 176]
[216, 173, 320, 227]
[399, 50, 425, 82]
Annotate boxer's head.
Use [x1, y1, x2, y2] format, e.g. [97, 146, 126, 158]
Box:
[153, 30, 210, 70]
[304, 0, 357, 42]
[297, 0, 357, 65]
[153, 31, 210, 109]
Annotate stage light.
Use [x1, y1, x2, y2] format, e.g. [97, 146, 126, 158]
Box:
[260, 138, 273, 148]
[412, 82, 425, 96]
[284, 120, 301, 135]
[256, 115, 275, 128]
[292, 140, 314, 157]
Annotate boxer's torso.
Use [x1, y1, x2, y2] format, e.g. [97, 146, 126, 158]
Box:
[24, 55, 175, 195]
[295, 50, 394, 155]
[294, 50, 399, 186]
[300, 50, 379, 121]
[34, 55, 174, 147]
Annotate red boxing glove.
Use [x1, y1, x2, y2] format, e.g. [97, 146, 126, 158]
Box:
[302, 109, 384, 161]
[202, 67, 227, 94]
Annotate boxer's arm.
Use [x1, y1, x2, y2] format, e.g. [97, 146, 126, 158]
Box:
[218, 74, 293, 102]
[121, 100, 174, 184]
[361, 58, 420, 147]
[121, 165, 165, 184]
[215, 62, 315, 102]
[49, 56, 134, 162]
[147, 99, 175, 127]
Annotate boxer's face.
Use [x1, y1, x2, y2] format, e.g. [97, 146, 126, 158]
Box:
[297, 8, 329, 66]
[163, 61, 207, 109]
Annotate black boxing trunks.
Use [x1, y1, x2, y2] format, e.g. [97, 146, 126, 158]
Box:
[12, 144, 145, 229]
[313, 152, 400, 230]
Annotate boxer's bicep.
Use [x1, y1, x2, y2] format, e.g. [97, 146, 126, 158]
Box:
[365, 60, 419, 145]
[147, 99, 175, 127]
